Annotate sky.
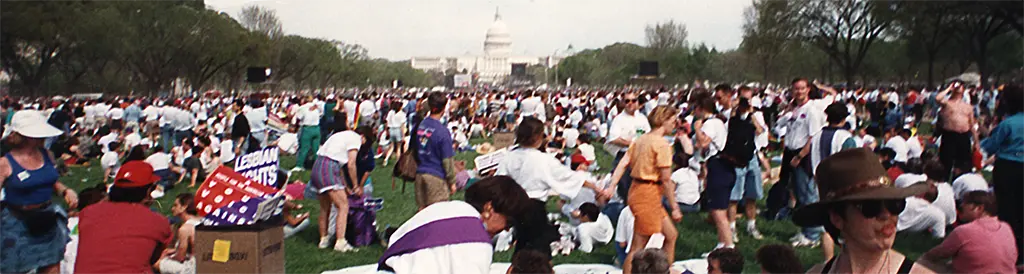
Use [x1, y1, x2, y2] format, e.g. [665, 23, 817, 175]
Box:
[205, 0, 749, 60]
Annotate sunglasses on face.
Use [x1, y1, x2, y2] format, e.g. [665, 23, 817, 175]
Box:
[624, 99, 638, 103]
[849, 199, 906, 219]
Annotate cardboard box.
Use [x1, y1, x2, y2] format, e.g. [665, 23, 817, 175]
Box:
[195, 219, 285, 273]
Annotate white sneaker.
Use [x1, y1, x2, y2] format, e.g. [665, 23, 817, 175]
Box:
[747, 226, 764, 240]
[791, 234, 818, 248]
[290, 167, 304, 172]
[334, 240, 355, 252]
[318, 236, 332, 249]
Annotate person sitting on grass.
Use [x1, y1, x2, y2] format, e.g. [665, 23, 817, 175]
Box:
[755, 244, 802, 274]
[707, 247, 744, 274]
[177, 144, 206, 188]
[76, 161, 172, 274]
[506, 249, 553, 274]
[155, 193, 201, 274]
[101, 141, 123, 186]
[921, 191, 1017, 273]
[629, 248, 678, 274]
[378, 176, 531, 274]
[574, 202, 614, 253]
[146, 146, 180, 189]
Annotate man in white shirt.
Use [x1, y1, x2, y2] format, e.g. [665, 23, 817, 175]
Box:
[902, 128, 923, 160]
[898, 182, 947, 238]
[384, 105, 408, 165]
[574, 203, 613, 253]
[604, 92, 650, 200]
[594, 96, 609, 123]
[342, 98, 358, 126]
[884, 129, 909, 164]
[245, 101, 269, 147]
[358, 95, 377, 127]
[106, 104, 124, 129]
[101, 141, 122, 185]
[772, 79, 836, 247]
[294, 99, 323, 171]
[172, 104, 195, 147]
[97, 127, 121, 154]
[519, 92, 543, 121]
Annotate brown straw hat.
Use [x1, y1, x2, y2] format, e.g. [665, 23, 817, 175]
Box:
[792, 148, 929, 227]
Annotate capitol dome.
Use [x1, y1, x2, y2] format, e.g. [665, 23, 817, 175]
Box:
[484, 9, 511, 56]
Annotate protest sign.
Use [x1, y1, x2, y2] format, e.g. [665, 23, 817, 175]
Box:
[234, 147, 279, 186]
[196, 166, 284, 226]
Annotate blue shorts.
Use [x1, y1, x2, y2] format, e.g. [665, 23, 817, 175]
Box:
[730, 156, 764, 201]
[704, 157, 737, 210]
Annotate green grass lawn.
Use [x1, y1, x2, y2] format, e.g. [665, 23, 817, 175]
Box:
[57, 138, 941, 273]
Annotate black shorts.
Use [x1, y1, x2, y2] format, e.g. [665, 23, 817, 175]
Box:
[704, 157, 737, 210]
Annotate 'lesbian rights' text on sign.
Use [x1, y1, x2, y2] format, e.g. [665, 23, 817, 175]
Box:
[234, 148, 279, 186]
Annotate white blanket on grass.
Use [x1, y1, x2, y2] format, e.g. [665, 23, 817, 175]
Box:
[322, 259, 708, 274]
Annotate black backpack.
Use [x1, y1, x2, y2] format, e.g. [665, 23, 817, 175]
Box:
[719, 114, 756, 167]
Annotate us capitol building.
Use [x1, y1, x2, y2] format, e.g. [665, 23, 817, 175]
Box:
[409, 9, 565, 84]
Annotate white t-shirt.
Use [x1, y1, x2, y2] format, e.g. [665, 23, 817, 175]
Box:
[615, 206, 635, 250]
[98, 133, 118, 153]
[885, 136, 909, 163]
[894, 173, 928, 189]
[143, 105, 160, 122]
[563, 128, 580, 149]
[935, 182, 957, 225]
[504, 98, 518, 112]
[245, 107, 268, 133]
[898, 197, 947, 238]
[952, 173, 990, 200]
[101, 151, 120, 177]
[906, 136, 923, 159]
[701, 118, 728, 156]
[752, 112, 769, 149]
[343, 100, 358, 124]
[605, 112, 651, 155]
[220, 139, 236, 163]
[520, 97, 542, 117]
[145, 152, 172, 171]
[106, 107, 124, 120]
[124, 133, 141, 149]
[317, 131, 362, 163]
[387, 110, 408, 129]
[780, 96, 834, 150]
[358, 100, 376, 118]
[671, 166, 701, 205]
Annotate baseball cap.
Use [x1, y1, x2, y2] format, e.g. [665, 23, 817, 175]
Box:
[571, 153, 592, 166]
[114, 161, 161, 188]
[3, 110, 63, 139]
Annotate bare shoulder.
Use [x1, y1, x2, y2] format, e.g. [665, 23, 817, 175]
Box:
[0, 156, 10, 178]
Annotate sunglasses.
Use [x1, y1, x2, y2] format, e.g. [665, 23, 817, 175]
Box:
[624, 99, 638, 103]
[848, 199, 906, 219]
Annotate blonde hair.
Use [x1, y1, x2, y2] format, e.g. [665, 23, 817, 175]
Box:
[647, 105, 679, 129]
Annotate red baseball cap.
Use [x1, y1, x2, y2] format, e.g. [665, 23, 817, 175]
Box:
[571, 153, 591, 166]
[114, 161, 161, 188]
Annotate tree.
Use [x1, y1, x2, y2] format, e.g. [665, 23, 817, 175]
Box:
[741, 0, 796, 82]
[238, 4, 283, 40]
[793, 0, 899, 84]
[0, 1, 88, 95]
[645, 20, 688, 57]
[896, 2, 958, 86]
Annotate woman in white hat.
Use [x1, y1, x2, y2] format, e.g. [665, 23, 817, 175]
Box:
[0, 110, 80, 273]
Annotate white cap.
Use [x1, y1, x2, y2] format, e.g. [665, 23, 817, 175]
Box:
[3, 110, 63, 139]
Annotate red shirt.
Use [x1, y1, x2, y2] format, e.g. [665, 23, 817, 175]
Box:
[75, 201, 172, 274]
[887, 166, 904, 181]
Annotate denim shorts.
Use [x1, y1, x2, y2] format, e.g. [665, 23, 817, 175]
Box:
[730, 156, 764, 201]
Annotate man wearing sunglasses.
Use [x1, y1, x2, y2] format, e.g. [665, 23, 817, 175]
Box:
[604, 92, 650, 202]
[793, 148, 936, 273]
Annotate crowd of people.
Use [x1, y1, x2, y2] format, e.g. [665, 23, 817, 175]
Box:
[0, 77, 1020, 274]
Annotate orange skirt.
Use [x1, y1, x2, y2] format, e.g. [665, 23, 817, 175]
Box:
[627, 181, 666, 236]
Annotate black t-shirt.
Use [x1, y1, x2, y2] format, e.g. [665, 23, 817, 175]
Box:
[231, 114, 250, 141]
[183, 156, 206, 182]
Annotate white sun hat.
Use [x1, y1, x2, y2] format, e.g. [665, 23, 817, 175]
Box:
[3, 110, 63, 139]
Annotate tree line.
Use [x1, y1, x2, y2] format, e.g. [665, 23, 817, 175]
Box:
[0, 1, 435, 96]
[556, 0, 1022, 88]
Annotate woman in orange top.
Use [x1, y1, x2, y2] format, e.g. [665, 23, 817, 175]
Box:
[608, 105, 683, 274]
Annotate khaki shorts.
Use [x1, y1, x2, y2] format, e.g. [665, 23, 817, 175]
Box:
[414, 173, 449, 208]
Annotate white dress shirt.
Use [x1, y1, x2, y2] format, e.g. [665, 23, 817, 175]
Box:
[495, 148, 589, 201]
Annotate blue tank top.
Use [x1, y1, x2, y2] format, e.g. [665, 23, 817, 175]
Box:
[3, 149, 59, 206]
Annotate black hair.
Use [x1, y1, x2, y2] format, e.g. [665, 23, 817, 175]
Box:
[900, 128, 912, 137]
[904, 158, 923, 174]
[354, 126, 376, 156]
[876, 147, 896, 160]
[509, 249, 553, 274]
[515, 117, 545, 147]
[107, 141, 121, 152]
[77, 184, 108, 211]
[755, 244, 803, 274]
[825, 102, 849, 125]
[427, 92, 447, 114]
[714, 84, 734, 94]
[463, 176, 530, 224]
[176, 193, 198, 215]
[578, 202, 600, 222]
[108, 184, 153, 203]
[922, 159, 946, 181]
[125, 146, 147, 162]
[998, 84, 1023, 116]
[791, 78, 809, 85]
[708, 247, 745, 274]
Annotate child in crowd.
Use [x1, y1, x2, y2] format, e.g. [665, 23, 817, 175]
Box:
[575, 202, 614, 253]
